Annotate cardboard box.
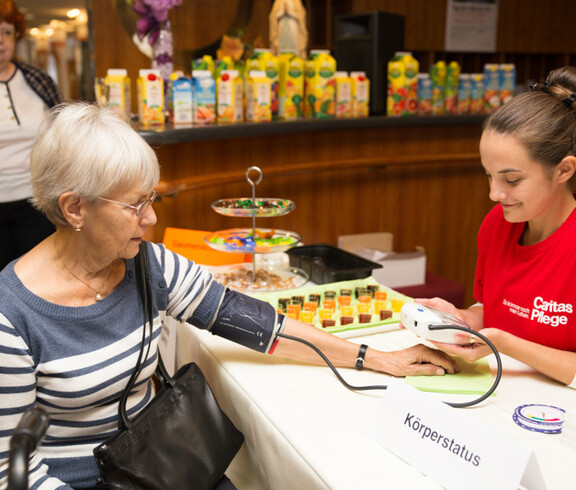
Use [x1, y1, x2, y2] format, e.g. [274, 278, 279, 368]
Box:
[338, 232, 426, 288]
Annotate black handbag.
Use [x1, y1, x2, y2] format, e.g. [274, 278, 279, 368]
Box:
[93, 243, 244, 489]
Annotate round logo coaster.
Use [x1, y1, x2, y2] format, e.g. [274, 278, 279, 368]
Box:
[513, 404, 565, 434]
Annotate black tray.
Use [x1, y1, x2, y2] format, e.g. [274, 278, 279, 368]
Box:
[286, 244, 383, 284]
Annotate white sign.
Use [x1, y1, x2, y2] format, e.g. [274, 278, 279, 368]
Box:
[372, 379, 546, 490]
[445, 0, 499, 52]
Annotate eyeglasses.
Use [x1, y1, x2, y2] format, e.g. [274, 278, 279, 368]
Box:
[98, 190, 157, 216]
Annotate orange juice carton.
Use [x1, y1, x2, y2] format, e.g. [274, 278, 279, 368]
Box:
[334, 71, 352, 118]
[167, 71, 193, 124]
[483, 63, 501, 114]
[137, 69, 164, 126]
[278, 52, 304, 120]
[499, 63, 516, 105]
[104, 68, 131, 118]
[217, 70, 243, 124]
[245, 70, 272, 122]
[192, 70, 216, 124]
[417, 73, 432, 116]
[457, 74, 471, 115]
[430, 60, 446, 116]
[387, 52, 419, 116]
[445, 61, 461, 115]
[350, 71, 369, 118]
[469, 73, 485, 115]
[304, 49, 336, 119]
[193, 55, 215, 76]
[247, 49, 279, 118]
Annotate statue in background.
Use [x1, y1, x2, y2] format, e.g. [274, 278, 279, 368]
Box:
[269, 0, 308, 59]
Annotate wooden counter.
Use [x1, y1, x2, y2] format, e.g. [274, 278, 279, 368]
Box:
[141, 116, 490, 306]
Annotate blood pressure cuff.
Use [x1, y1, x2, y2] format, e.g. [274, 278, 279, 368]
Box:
[208, 289, 286, 353]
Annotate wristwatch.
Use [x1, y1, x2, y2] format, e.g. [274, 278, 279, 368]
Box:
[355, 344, 368, 370]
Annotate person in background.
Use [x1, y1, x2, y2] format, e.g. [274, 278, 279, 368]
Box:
[0, 0, 62, 270]
[0, 102, 458, 489]
[417, 66, 576, 388]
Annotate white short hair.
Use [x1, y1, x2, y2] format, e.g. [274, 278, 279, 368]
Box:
[30, 102, 160, 226]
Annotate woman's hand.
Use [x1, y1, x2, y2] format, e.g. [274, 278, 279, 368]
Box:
[372, 343, 460, 377]
[429, 333, 494, 364]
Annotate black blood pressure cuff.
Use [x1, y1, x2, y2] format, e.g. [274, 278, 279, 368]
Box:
[209, 289, 286, 353]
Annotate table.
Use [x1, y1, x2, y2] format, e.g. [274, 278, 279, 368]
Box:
[174, 320, 576, 490]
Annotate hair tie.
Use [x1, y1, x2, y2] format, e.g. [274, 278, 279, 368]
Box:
[562, 93, 576, 109]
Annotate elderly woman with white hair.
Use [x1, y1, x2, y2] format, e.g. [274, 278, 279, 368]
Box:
[0, 102, 457, 489]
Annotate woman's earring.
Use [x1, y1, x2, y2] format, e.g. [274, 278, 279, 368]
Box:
[75, 223, 81, 232]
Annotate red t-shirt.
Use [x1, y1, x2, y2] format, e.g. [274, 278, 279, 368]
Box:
[474, 204, 576, 351]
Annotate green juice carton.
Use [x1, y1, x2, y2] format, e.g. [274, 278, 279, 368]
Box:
[445, 61, 461, 115]
[304, 49, 336, 119]
[247, 49, 279, 118]
[245, 70, 272, 122]
[217, 69, 243, 124]
[430, 60, 446, 116]
[192, 70, 216, 124]
[350, 71, 369, 118]
[386, 52, 419, 116]
[278, 52, 304, 120]
[193, 55, 215, 77]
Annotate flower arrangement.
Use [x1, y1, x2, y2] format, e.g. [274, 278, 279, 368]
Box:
[132, 0, 182, 45]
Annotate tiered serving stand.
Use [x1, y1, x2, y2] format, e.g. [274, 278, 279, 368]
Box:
[205, 166, 308, 291]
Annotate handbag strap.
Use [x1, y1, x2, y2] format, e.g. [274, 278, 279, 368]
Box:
[116, 242, 173, 430]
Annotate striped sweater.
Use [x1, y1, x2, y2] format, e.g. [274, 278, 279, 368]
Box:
[0, 242, 234, 489]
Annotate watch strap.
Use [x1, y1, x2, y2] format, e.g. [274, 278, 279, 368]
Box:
[355, 344, 368, 370]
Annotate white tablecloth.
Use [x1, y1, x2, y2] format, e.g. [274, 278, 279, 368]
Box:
[173, 320, 576, 490]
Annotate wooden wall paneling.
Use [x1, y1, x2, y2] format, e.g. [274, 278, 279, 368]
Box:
[147, 122, 489, 306]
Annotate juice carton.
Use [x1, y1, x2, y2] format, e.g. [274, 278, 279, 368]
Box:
[104, 68, 131, 119]
[445, 61, 461, 115]
[277, 52, 304, 120]
[499, 63, 516, 105]
[403, 53, 419, 115]
[167, 72, 193, 124]
[457, 74, 471, 115]
[304, 49, 336, 119]
[247, 49, 279, 118]
[386, 52, 419, 116]
[334, 71, 352, 118]
[430, 60, 446, 116]
[217, 69, 243, 124]
[350, 71, 369, 118]
[193, 55, 215, 76]
[137, 69, 164, 126]
[215, 55, 236, 80]
[245, 70, 272, 122]
[483, 63, 501, 114]
[387, 54, 405, 116]
[192, 70, 216, 124]
[469, 73, 485, 115]
[417, 73, 432, 116]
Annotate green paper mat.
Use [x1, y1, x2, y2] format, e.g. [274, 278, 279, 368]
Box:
[406, 358, 494, 395]
[250, 277, 412, 334]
